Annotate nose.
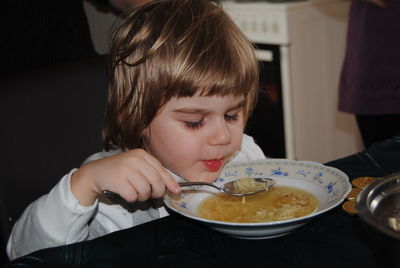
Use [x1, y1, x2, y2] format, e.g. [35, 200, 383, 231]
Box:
[208, 119, 231, 145]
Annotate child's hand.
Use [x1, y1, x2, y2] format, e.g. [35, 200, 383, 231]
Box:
[71, 149, 181, 206]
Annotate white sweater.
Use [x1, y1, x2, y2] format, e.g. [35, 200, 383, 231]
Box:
[7, 134, 265, 259]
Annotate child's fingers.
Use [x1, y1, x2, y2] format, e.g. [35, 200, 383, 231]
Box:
[160, 169, 181, 194]
[116, 185, 138, 203]
[131, 165, 166, 199]
[142, 154, 181, 194]
[128, 174, 152, 201]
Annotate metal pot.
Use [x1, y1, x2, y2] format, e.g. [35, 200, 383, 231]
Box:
[356, 173, 400, 240]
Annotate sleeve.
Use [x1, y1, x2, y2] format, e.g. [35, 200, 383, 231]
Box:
[81, 150, 121, 166]
[6, 169, 98, 260]
[231, 134, 267, 162]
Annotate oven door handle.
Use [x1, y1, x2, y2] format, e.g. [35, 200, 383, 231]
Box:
[254, 49, 273, 62]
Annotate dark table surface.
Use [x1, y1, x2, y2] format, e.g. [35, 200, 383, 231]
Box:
[3, 136, 400, 268]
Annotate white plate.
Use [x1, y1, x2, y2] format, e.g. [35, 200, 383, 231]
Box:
[164, 159, 351, 239]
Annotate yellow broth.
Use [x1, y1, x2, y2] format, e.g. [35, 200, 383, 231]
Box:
[197, 186, 318, 223]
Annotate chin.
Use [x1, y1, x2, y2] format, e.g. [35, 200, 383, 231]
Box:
[174, 164, 223, 182]
[194, 171, 221, 183]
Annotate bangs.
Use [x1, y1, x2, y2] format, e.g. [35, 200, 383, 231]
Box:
[111, 0, 259, 103]
[152, 3, 259, 102]
[164, 46, 259, 99]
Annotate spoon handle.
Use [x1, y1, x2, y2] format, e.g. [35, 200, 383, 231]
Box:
[178, 181, 220, 191]
[102, 182, 219, 199]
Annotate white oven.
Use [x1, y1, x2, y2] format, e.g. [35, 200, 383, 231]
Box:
[246, 44, 286, 158]
[223, 0, 362, 162]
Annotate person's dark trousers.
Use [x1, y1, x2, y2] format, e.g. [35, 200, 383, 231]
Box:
[356, 114, 400, 148]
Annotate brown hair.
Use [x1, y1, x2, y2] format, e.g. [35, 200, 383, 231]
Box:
[103, 0, 259, 151]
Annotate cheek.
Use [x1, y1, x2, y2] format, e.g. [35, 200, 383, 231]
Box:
[231, 131, 244, 155]
[172, 142, 199, 163]
[166, 132, 201, 159]
[230, 122, 245, 148]
[148, 126, 201, 166]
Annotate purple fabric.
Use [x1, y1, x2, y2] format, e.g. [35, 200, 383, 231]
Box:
[338, 0, 400, 114]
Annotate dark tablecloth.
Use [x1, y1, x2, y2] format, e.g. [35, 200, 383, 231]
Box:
[3, 136, 400, 268]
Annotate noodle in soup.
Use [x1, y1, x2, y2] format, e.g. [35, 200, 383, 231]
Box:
[198, 186, 318, 223]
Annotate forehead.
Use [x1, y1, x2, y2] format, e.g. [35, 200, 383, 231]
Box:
[162, 94, 245, 113]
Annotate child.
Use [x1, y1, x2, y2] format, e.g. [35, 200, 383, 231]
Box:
[7, 0, 265, 260]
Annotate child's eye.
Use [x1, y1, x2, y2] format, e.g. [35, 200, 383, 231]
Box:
[225, 113, 238, 122]
[184, 120, 204, 130]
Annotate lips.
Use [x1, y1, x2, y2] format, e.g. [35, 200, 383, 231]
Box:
[202, 159, 223, 172]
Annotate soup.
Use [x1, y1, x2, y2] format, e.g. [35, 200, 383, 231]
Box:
[198, 186, 318, 223]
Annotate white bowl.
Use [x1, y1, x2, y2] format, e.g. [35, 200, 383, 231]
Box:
[164, 159, 351, 239]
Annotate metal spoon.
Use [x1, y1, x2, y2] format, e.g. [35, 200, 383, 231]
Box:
[102, 177, 275, 199]
[179, 177, 276, 196]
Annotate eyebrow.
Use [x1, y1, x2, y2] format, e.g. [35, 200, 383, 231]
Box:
[172, 99, 246, 114]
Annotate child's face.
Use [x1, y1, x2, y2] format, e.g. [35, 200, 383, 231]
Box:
[144, 93, 245, 183]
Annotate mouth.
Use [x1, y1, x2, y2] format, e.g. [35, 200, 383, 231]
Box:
[202, 159, 224, 172]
